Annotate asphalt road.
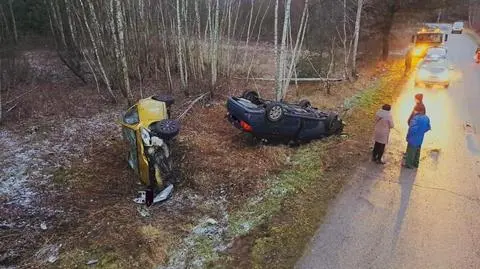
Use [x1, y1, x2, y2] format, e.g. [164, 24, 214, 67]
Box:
[296, 31, 480, 269]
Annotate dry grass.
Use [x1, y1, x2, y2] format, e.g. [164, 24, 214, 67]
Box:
[0, 76, 289, 268]
[1, 47, 406, 269]
[179, 104, 291, 203]
[225, 59, 407, 269]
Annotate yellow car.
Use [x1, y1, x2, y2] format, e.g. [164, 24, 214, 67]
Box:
[120, 95, 179, 205]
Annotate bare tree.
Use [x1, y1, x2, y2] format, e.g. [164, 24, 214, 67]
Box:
[8, 0, 17, 44]
[352, 0, 364, 76]
[211, 0, 220, 88]
[114, 0, 132, 103]
[276, 0, 292, 101]
[176, 0, 187, 95]
[283, 0, 310, 95]
[274, 0, 280, 99]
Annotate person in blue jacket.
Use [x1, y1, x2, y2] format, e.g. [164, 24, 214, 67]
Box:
[404, 106, 431, 169]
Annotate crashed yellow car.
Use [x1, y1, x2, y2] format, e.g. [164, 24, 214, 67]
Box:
[120, 95, 179, 205]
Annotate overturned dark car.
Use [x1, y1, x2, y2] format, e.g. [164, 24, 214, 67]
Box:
[226, 91, 344, 142]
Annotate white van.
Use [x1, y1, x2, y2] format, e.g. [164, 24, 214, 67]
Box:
[452, 21, 464, 34]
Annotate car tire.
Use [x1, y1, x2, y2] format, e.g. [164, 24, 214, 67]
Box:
[444, 84, 449, 89]
[326, 113, 342, 135]
[241, 90, 261, 105]
[265, 103, 284, 122]
[152, 95, 175, 107]
[150, 119, 180, 140]
[298, 99, 312, 108]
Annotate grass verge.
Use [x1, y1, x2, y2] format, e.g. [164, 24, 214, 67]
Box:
[465, 28, 480, 45]
[225, 59, 407, 268]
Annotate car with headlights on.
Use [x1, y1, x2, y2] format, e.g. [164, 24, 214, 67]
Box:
[415, 60, 450, 88]
[425, 46, 447, 61]
[452, 21, 464, 34]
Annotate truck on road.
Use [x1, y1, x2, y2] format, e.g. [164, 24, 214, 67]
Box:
[411, 27, 448, 58]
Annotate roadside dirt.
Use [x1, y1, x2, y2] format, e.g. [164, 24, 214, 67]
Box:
[225, 59, 407, 269]
[0, 50, 288, 268]
[0, 47, 403, 268]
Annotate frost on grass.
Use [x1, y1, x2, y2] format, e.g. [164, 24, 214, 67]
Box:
[158, 143, 327, 269]
[0, 130, 43, 207]
[158, 197, 229, 269]
[228, 142, 326, 238]
[0, 111, 121, 222]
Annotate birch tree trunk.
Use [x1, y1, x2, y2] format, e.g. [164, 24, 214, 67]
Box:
[284, 0, 309, 96]
[247, 0, 272, 78]
[194, 0, 205, 77]
[226, 0, 233, 77]
[0, 6, 11, 40]
[211, 0, 220, 89]
[278, 0, 292, 101]
[176, 0, 187, 95]
[79, 0, 117, 101]
[78, 0, 115, 101]
[159, 0, 173, 92]
[352, 0, 364, 77]
[274, 0, 281, 100]
[114, 0, 132, 103]
[436, 9, 442, 23]
[243, 0, 255, 67]
[342, 0, 350, 80]
[8, 0, 17, 44]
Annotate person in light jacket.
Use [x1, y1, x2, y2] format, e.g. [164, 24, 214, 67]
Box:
[372, 104, 394, 164]
[405, 106, 431, 169]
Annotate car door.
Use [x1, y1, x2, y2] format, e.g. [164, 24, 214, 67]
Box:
[122, 105, 140, 174]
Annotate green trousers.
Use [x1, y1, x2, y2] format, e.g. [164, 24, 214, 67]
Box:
[405, 144, 421, 168]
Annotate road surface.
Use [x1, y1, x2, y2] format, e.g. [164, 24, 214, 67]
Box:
[296, 31, 480, 269]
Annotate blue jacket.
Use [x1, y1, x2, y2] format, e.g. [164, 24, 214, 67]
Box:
[406, 114, 431, 147]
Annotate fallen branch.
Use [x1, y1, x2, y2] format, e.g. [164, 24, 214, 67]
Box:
[176, 92, 209, 120]
[233, 77, 343, 82]
[6, 103, 17, 113]
[5, 88, 36, 105]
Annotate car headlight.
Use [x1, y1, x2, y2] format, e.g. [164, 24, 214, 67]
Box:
[140, 127, 151, 146]
[414, 47, 425, 56]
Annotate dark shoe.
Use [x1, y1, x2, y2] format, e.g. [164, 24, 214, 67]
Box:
[376, 160, 386, 165]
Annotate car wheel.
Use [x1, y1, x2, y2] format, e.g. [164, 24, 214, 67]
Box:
[265, 103, 284, 122]
[298, 99, 312, 108]
[326, 113, 341, 135]
[150, 119, 180, 140]
[152, 95, 175, 107]
[444, 84, 449, 89]
[241, 90, 261, 104]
